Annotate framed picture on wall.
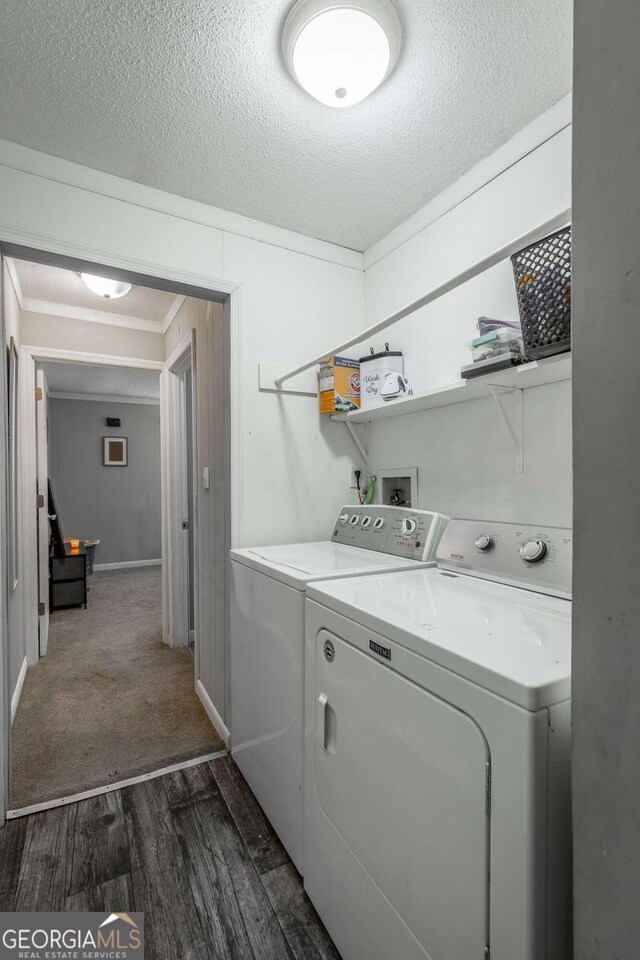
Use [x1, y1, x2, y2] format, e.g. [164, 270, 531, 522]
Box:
[103, 436, 128, 466]
[7, 337, 19, 593]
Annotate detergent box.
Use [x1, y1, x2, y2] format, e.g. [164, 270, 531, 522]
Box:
[318, 356, 360, 415]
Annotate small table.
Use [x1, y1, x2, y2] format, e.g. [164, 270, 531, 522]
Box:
[50, 544, 87, 610]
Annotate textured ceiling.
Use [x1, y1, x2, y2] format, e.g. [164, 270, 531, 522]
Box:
[12, 260, 176, 320]
[0, 0, 572, 251]
[43, 362, 160, 400]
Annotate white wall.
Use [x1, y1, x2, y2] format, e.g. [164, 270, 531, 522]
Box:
[360, 122, 572, 527]
[224, 232, 364, 547]
[21, 310, 164, 362]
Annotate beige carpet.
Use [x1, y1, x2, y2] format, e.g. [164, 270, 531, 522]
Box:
[10, 566, 223, 809]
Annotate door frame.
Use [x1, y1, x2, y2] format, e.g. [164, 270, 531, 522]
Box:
[0, 255, 10, 826]
[35, 367, 49, 658]
[0, 239, 242, 824]
[164, 331, 199, 667]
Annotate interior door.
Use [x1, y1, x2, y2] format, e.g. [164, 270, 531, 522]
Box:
[36, 368, 49, 656]
[312, 629, 490, 960]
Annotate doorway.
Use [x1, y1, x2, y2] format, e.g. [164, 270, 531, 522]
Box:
[0, 250, 232, 819]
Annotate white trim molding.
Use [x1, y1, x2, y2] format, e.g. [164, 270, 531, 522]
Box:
[21, 344, 164, 371]
[166, 331, 194, 373]
[19, 347, 40, 667]
[160, 349, 193, 651]
[4, 257, 24, 309]
[93, 559, 162, 572]
[197, 680, 230, 748]
[49, 391, 160, 405]
[11, 656, 28, 725]
[22, 297, 164, 334]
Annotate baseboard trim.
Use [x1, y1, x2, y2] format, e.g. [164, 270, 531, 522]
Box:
[93, 559, 162, 571]
[6, 749, 227, 819]
[196, 679, 230, 748]
[10, 656, 28, 725]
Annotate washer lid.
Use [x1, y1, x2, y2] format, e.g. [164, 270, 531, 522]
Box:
[307, 567, 571, 710]
[230, 541, 424, 590]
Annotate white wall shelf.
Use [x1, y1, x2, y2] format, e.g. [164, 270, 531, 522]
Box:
[331, 353, 571, 425]
[270, 208, 571, 389]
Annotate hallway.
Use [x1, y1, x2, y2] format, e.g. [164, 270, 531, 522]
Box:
[0, 755, 339, 959]
[11, 567, 222, 810]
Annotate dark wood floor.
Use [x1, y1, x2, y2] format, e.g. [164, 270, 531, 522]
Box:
[0, 754, 341, 960]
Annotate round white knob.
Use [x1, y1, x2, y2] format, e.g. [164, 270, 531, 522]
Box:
[520, 539, 547, 563]
[349, 514, 359, 525]
[339, 513, 349, 524]
[373, 517, 384, 530]
[402, 518, 418, 536]
[361, 516, 371, 527]
[475, 534, 493, 552]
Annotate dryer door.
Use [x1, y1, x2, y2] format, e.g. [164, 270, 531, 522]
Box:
[308, 628, 490, 960]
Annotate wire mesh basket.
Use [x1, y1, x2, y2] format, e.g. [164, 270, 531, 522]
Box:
[510, 226, 571, 360]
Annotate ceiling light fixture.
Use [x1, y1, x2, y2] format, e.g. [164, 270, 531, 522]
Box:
[80, 273, 132, 299]
[282, 0, 401, 108]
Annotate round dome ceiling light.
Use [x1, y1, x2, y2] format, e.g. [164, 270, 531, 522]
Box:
[80, 273, 132, 299]
[282, 0, 402, 108]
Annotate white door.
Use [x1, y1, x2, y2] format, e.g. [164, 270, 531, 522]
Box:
[36, 368, 49, 656]
[307, 628, 490, 960]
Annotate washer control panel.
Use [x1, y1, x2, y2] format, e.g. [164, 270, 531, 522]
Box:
[331, 505, 449, 562]
[437, 519, 572, 598]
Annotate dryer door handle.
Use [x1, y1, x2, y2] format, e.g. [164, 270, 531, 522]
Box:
[318, 694, 329, 749]
[318, 693, 337, 752]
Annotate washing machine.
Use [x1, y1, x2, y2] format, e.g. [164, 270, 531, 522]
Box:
[304, 519, 572, 960]
[230, 504, 449, 874]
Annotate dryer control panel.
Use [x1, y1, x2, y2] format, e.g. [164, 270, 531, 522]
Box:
[331, 505, 449, 562]
[437, 519, 572, 598]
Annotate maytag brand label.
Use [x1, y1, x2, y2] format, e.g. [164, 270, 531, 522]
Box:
[369, 639, 391, 660]
[0, 912, 144, 960]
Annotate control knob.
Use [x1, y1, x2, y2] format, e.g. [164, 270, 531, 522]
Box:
[349, 514, 359, 525]
[373, 517, 384, 530]
[338, 513, 349, 524]
[475, 534, 493, 552]
[519, 539, 548, 563]
[402, 518, 418, 537]
[361, 516, 371, 528]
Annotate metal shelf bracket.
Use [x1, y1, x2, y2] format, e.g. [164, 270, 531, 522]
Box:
[490, 386, 524, 473]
